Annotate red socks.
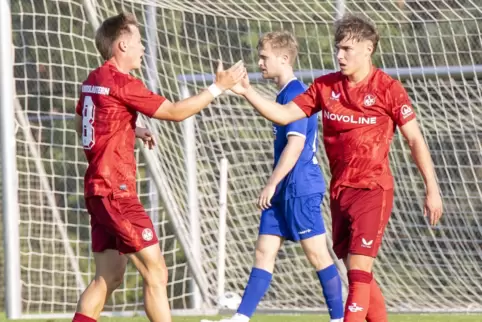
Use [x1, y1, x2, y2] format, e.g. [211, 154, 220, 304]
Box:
[344, 270, 388, 322]
[72, 313, 96, 322]
[343, 270, 372, 322]
[366, 278, 388, 322]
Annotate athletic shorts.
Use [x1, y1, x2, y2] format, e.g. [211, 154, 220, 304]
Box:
[331, 187, 394, 259]
[85, 194, 158, 254]
[259, 193, 326, 242]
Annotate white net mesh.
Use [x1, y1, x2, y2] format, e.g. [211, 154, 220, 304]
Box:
[12, 0, 194, 315]
[9, 0, 482, 317]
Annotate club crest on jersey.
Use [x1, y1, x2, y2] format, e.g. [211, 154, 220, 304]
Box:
[363, 94, 376, 107]
[142, 228, 154, 241]
[348, 303, 364, 312]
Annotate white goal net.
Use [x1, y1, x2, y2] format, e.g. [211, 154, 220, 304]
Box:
[6, 0, 482, 318]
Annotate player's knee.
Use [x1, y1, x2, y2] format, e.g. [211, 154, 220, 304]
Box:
[108, 272, 124, 291]
[347, 254, 374, 272]
[306, 247, 333, 271]
[143, 261, 168, 287]
[95, 269, 124, 291]
[301, 235, 333, 270]
[254, 245, 277, 268]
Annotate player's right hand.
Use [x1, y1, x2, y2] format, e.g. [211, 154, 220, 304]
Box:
[257, 183, 276, 210]
[424, 189, 443, 226]
[214, 59, 246, 91]
[230, 73, 250, 96]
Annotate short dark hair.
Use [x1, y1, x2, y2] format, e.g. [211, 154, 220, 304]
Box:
[95, 12, 139, 60]
[334, 13, 379, 54]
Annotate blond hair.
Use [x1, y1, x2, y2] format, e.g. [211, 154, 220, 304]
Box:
[257, 31, 299, 65]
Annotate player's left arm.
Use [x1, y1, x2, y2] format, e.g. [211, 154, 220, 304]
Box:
[258, 134, 305, 209]
[134, 119, 155, 149]
[399, 120, 440, 198]
[389, 81, 443, 226]
[74, 99, 82, 136]
[75, 114, 82, 136]
[135, 127, 155, 149]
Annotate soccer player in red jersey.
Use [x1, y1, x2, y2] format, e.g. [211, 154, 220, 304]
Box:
[232, 14, 443, 322]
[72, 13, 245, 322]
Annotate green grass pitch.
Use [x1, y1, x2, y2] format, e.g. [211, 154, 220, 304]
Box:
[2, 314, 482, 322]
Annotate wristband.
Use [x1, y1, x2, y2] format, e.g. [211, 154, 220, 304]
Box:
[208, 83, 223, 98]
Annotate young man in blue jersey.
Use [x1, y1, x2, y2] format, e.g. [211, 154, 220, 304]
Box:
[202, 31, 344, 322]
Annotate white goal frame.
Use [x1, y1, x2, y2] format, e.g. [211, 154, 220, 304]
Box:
[3, 0, 482, 319]
[2, 0, 212, 319]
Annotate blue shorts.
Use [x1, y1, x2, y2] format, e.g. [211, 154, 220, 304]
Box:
[259, 193, 325, 242]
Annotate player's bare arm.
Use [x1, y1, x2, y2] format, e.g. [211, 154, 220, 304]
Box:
[399, 119, 443, 225]
[74, 114, 82, 136]
[151, 60, 246, 122]
[231, 75, 306, 125]
[258, 135, 305, 209]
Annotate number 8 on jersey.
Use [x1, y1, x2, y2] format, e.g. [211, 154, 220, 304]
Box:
[82, 95, 95, 149]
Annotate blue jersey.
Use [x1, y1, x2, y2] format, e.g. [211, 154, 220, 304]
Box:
[272, 78, 325, 200]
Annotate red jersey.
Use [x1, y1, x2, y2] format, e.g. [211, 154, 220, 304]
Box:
[75, 61, 166, 198]
[292, 68, 416, 198]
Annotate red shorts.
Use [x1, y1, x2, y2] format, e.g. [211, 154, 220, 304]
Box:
[85, 194, 159, 254]
[330, 187, 393, 259]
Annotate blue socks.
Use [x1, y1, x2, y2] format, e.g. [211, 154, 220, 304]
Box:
[236, 267, 272, 318]
[317, 264, 344, 320]
[236, 265, 343, 320]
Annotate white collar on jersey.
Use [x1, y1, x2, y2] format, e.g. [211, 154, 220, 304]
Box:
[277, 77, 298, 95]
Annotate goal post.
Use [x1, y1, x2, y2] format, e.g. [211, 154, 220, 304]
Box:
[1, 0, 22, 319]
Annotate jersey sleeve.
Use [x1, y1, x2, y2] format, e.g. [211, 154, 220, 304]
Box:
[285, 118, 308, 138]
[281, 83, 305, 104]
[278, 82, 310, 137]
[387, 80, 416, 126]
[116, 79, 167, 117]
[291, 81, 320, 117]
